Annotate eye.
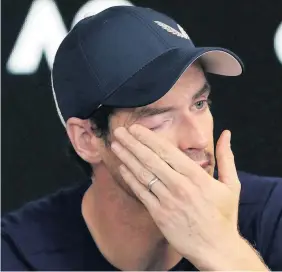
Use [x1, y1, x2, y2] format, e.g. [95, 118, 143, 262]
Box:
[149, 123, 164, 131]
[194, 99, 212, 110]
[149, 120, 171, 131]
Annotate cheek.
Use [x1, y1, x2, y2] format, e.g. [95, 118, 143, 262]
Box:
[99, 145, 125, 183]
[205, 111, 215, 169]
[200, 108, 214, 139]
[204, 109, 215, 144]
[99, 143, 121, 170]
[204, 107, 214, 129]
[99, 145, 140, 199]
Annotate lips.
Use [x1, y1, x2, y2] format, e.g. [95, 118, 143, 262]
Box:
[198, 161, 211, 168]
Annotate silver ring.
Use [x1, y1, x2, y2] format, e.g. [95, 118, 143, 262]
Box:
[148, 177, 159, 191]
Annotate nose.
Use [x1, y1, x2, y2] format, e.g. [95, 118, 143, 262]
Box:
[177, 113, 210, 152]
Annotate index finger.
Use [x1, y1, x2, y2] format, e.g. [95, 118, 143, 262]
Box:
[128, 124, 201, 179]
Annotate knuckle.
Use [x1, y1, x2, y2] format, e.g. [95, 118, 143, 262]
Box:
[116, 146, 127, 158]
[126, 139, 137, 150]
[132, 128, 142, 139]
[162, 199, 176, 211]
[136, 190, 147, 201]
[156, 146, 171, 162]
[174, 184, 188, 198]
[142, 156, 155, 171]
[137, 168, 153, 183]
[227, 151, 235, 161]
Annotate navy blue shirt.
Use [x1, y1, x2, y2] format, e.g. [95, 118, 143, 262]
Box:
[2, 171, 282, 271]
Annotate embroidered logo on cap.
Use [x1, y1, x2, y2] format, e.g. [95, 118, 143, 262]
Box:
[154, 21, 190, 40]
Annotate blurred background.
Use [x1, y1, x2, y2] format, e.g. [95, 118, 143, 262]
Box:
[2, 0, 282, 213]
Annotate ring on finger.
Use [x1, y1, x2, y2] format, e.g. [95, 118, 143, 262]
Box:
[148, 177, 160, 192]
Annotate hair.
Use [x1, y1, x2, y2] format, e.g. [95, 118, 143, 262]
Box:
[66, 106, 116, 177]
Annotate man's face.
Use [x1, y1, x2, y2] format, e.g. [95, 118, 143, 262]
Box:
[97, 64, 215, 196]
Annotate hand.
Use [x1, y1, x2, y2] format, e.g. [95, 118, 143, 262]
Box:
[111, 125, 267, 270]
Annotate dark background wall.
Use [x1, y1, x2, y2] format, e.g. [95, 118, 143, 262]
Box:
[2, 0, 282, 214]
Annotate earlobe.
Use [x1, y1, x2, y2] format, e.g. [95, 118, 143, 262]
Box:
[66, 117, 102, 164]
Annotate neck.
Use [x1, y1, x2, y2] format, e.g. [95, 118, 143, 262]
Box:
[82, 165, 182, 271]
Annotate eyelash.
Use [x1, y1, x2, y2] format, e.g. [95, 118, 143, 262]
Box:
[149, 120, 170, 131]
[194, 98, 212, 110]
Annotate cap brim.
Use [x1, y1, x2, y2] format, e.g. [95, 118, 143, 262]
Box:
[102, 47, 243, 109]
[196, 47, 243, 76]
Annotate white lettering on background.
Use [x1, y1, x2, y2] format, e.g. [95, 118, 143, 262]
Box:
[7, 0, 133, 74]
[274, 21, 282, 65]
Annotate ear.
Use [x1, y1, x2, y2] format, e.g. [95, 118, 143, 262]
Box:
[66, 117, 102, 164]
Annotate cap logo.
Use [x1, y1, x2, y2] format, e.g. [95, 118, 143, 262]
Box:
[154, 21, 190, 40]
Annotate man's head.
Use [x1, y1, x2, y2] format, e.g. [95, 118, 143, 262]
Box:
[66, 62, 214, 197]
[51, 6, 243, 195]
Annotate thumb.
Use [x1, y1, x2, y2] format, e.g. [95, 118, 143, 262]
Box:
[216, 130, 240, 193]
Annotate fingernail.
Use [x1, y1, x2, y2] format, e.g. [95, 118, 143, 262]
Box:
[228, 130, 231, 146]
[128, 124, 138, 133]
[119, 164, 126, 173]
[114, 127, 126, 138]
[111, 141, 122, 153]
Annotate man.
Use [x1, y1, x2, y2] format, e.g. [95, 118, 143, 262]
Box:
[2, 6, 282, 271]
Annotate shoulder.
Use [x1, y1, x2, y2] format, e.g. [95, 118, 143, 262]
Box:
[237, 171, 282, 270]
[1, 181, 91, 270]
[238, 170, 282, 204]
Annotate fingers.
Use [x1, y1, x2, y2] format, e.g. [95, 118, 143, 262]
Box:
[111, 141, 172, 200]
[117, 125, 202, 177]
[111, 141, 154, 186]
[216, 130, 240, 193]
[119, 164, 160, 211]
[112, 127, 184, 190]
[128, 125, 200, 178]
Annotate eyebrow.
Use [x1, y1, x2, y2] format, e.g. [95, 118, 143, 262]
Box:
[192, 81, 211, 100]
[132, 81, 211, 120]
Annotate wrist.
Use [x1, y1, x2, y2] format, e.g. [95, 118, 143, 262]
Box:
[195, 233, 269, 271]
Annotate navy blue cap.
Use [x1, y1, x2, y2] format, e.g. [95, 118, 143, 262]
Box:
[51, 6, 243, 126]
